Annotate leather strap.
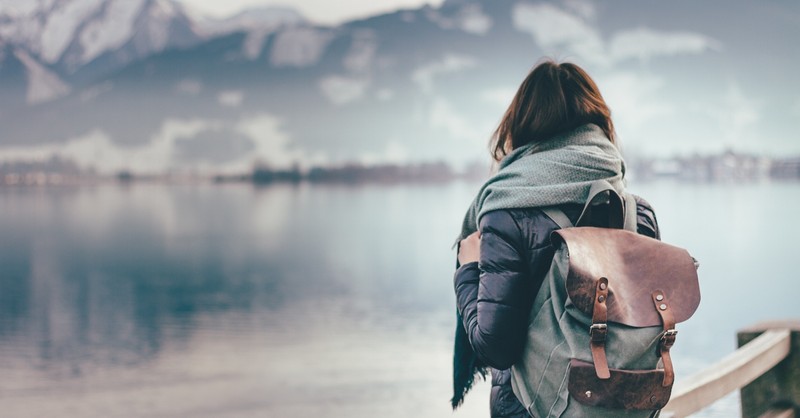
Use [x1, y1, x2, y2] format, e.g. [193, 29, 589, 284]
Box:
[652, 290, 677, 387]
[590, 277, 610, 379]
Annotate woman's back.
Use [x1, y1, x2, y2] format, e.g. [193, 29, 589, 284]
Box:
[455, 197, 660, 417]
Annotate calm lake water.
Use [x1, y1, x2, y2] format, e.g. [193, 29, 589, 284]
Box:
[0, 181, 798, 417]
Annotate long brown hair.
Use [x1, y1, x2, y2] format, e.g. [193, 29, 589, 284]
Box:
[490, 59, 615, 161]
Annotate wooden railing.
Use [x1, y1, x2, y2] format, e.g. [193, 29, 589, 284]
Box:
[662, 321, 800, 418]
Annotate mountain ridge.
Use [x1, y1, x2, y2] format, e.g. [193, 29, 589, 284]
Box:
[1, 0, 798, 174]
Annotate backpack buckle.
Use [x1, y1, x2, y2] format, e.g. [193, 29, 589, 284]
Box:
[659, 329, 678, 350]
[589, 323, 608, 342]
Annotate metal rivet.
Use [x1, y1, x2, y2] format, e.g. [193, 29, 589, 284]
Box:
[599, 282, 607, 290]
[660, 303, 667, 310]
[585, 390, 592, 398]
[656, 294, 664, 301]
[598, 295, 605, 303]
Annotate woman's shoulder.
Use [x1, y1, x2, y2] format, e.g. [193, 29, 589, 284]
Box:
[479, 207, 562, 249]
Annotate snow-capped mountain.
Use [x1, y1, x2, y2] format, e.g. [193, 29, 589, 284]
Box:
[1, 0, 798, 174]
[0, 0, 199, 78]
[0, 0, 305, 106]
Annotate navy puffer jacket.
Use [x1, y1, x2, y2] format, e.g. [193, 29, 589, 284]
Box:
[454, 196, 660, 417]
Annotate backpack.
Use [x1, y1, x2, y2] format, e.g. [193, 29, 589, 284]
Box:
[509, 180, 700, 418]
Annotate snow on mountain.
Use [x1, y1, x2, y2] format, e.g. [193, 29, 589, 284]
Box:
[269, 26, 335, 68]
[12, 48, 71, 104]
[0, 0, 200, 79]
[40, 0, 106, 64]
[187, 6, 307, 61]
[78, 0, 146, 65]
[0, 0, 207, 110]
[191, 6, 305, 37]
[0, 0, 313, 97]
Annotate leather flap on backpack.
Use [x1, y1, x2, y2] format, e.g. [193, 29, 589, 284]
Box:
[552, 227, 700, 327]
[568, 359, 672, 410]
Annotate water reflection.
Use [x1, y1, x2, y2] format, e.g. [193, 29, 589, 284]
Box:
[0, 185, 345, 372]
[0, 181, 797, 417]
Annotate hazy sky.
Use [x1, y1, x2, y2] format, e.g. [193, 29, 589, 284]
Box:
[176, 0, 445, 25]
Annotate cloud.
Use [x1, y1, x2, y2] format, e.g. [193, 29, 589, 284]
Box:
[0, 130, 113, 170]
[480, 86, 516, 109]
[175, 78, 203, 95]
[713, 82, 760, 147]
[0, 119, 214, 174]
[428, 3, 492, 35]
[0, 114, 326, 174]
[429, 97, 480, 142]
[512, 3, 719, 68]
[375, 88, 394, 101]
[235, 113, 328, 169]
[674, 81, 761, 152]
[458, 4, 492, 35]
[411, 54, 476, 93]
[358, 140, 409, 165]
[318, 75, 370, 105]
[609, 28, 721, 63]
[599, 72, 674, 134]
[512, 2, 607, 66]
[130, 118, 219, 172]
[175, 129, 254, 163]
[217, 89, 244, 107]
[562, 0, 596, 20]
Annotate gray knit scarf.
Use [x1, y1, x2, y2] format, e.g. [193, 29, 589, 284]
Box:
[451, 123, 626, 408]
[456, 123, 626, 243]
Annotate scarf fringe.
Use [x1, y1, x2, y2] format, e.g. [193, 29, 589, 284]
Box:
[451, 311, 487, 409]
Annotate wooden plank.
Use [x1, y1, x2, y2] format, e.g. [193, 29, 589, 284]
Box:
[662, 329, 791, 418]
[739, 322, 800, 418]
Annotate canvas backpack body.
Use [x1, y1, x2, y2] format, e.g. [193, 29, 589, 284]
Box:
[510, 181, 700, 418]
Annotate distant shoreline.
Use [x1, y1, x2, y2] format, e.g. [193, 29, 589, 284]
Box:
[2, 150, 800, 186]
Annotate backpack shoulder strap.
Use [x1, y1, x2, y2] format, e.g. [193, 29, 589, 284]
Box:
[575, 180, 624, 229]
[540, 207, 573, 229]
[540, 180, 628, 230]
[623, 192, 637, 232]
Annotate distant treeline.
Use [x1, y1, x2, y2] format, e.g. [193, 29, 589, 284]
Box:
[214, 161, 489, 185]
[631, 151, 800, 182]
[5, 152, 800, 187]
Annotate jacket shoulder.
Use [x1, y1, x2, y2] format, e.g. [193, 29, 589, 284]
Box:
[480, 207, 562, 251]
[632, 194, 660, 239]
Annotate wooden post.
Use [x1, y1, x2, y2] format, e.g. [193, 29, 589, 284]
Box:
[739, 321, 800, 418]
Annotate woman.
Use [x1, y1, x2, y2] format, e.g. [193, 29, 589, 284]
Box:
[451, 60, 660, 417]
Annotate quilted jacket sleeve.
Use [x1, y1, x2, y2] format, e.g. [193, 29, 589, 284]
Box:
[634, 195, 660, 239]
[454, 210, 537, 370]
